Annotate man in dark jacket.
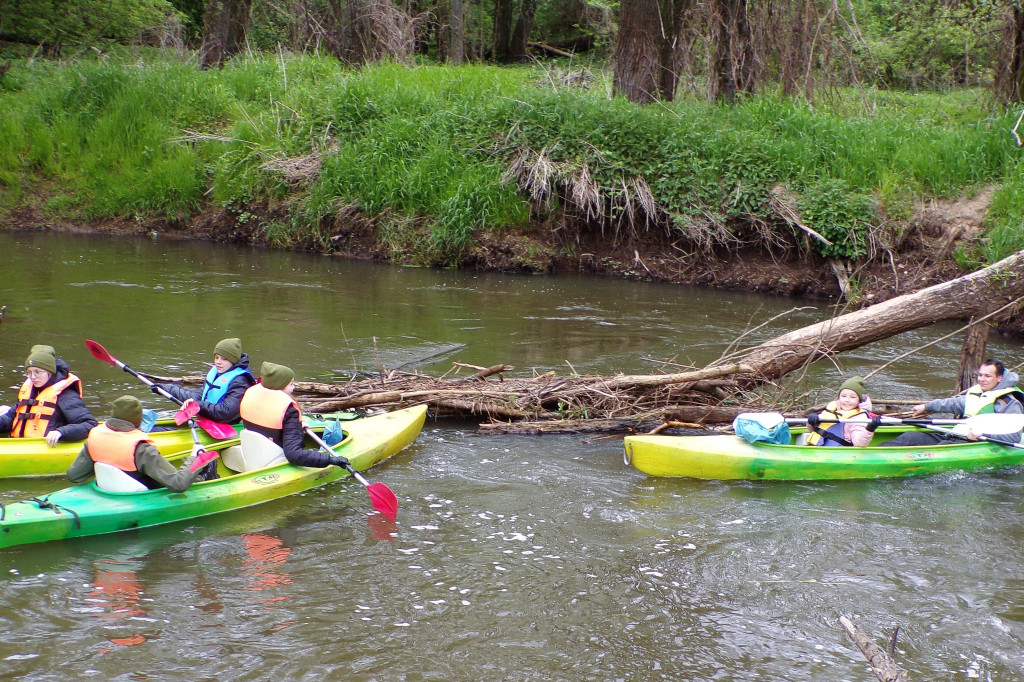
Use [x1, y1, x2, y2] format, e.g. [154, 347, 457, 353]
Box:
[0, 345, 97, 446]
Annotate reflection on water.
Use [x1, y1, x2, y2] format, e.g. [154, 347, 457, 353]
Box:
[2, 232, 1024, 679]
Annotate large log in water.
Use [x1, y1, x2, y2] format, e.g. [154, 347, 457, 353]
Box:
[723, 249, 1024, 381]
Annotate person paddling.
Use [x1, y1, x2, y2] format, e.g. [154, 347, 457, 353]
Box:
[881, 358, 1024, 447]
[67, 395, 203, 492]
[150, 337, 254, 479]
[805, 376, 880, 447]
[151, 337, 255, 424]
[239, 362, 348, 468]
[0, 345, 97, 446]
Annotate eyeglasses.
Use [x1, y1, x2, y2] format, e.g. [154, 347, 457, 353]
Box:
[24, 368, 49, 379]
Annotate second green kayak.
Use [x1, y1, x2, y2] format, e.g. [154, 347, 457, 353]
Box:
[0, 405, 427, 548]
[623, 425, 1024, 480]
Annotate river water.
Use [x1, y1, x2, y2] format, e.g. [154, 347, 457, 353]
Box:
[1, 230, 1023, 680]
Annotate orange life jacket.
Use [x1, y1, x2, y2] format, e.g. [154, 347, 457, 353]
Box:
[240, 383, 301, 436]
[86, 424, 154, 472]
[12, 373, 83, 438]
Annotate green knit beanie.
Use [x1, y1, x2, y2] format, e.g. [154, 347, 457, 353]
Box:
[260, 361, 295, 390]
[111, 395, 143, 427]
[214, 337, 242, 365]
[24, 348, 56, 375]
[30, 344, 56, 357]
[839, 375, 866, 400]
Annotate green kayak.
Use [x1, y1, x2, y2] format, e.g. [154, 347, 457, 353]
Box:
[0, 405, 426, 548]
[0, 418, 240, 479]
[623, 425, 1024, 480]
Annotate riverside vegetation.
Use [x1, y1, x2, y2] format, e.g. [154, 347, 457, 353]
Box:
[2, 49, 1023, 302]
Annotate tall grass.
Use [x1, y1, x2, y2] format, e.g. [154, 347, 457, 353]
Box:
[1, 49, 1022, 265]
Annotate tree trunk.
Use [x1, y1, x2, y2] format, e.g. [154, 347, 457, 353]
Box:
[657, 0, 693, 101]
[722, 249, 1024, 381]
[613, 0, 661, 103]
[710, 0, 754, 101]
[957, 320, 991, 393]
[996, 3, 1024, 103]
[450, 0, 466, 64]
[493, 0, 514, 62]
[508, 0, 537, 62]
[436, 0, 452, 61]
[199, 0, 251, 70]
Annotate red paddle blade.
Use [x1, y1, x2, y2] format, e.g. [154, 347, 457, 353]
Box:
[189, 449, 220, 473]
[174, 400, 200, 425]
[84, 339, 116, 366]
[195, 417, 237, 440]
[366, 482, 398, 521]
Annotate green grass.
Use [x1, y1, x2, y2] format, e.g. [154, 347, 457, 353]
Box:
[1, 48, 1022, 266]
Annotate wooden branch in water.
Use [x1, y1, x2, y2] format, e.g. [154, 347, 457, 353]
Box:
[839, 616, 908, 682]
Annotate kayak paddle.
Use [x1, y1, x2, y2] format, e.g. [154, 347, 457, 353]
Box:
[84, 339, 237, 440]
[175, 399, 221, 473]
[304, 425, 398, 521]
[916, 422, 1024, 449]
[744, 411, 1024, 431]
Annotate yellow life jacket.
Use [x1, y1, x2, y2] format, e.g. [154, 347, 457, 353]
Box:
[806, 401, 866, 446]
[963, 385, 1022, 417]
[12, 373, 83, 438]
[86, 424, 154, 472]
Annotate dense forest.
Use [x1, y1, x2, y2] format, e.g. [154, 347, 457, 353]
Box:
[3, 1, 1024, 303]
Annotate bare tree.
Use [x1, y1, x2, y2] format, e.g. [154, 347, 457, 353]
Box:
[996, 1, 1024, 103]
[709, 0, 755, 102]
[200, 0, 252, 69]
[613, 0, 661, 103]
[508, 0, 537, 62]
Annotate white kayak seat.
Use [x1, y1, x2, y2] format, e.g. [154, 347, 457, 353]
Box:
[223, 430, 286, 472]
[94, 462, 148, 493]
[794, 433, 812, 446]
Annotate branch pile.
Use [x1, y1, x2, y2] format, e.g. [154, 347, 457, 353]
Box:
[150, 362, 760, 434]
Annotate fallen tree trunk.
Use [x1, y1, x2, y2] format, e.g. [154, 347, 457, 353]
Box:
[723, 249, 1024, 381]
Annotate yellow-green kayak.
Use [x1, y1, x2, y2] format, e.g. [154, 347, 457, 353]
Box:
[0, 405, 426, 548]
[0, 419, 241, 479]
[623, 425, 1024, 480]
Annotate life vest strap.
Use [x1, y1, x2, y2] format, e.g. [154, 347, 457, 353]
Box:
[809, 424, 853, 447]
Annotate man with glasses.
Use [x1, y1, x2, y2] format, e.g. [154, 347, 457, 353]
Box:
[880, 358, 1024, 447]
[0, 345, 97, 446]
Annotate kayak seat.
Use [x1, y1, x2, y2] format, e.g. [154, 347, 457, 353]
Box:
[94, 462, 148, 493]
[222, 430, 287, 472]
[794, 433, 811, 446]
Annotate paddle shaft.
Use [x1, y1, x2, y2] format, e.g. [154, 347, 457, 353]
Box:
[304, 427, 370, 486]
[919, 423, 1024, 450]
[85, 340, 236, 440]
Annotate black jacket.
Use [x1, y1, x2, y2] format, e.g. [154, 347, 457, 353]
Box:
[158, 353, 256, 424]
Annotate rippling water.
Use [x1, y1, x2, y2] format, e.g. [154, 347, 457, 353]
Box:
[2, 231, 1024, 680]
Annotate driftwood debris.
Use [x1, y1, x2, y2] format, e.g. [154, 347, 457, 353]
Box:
[145, 248, 1024, 433]
[839, 616, 909, 682]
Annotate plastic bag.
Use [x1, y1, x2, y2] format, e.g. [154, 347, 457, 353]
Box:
[732, 412, 791, 445]
[140, 408, 158, 433]
[322, 419, 346, 447]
